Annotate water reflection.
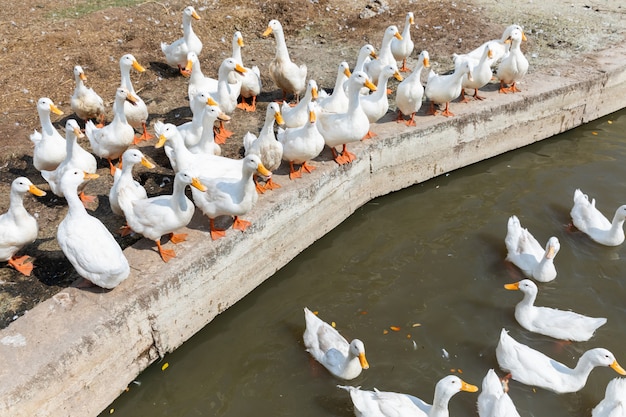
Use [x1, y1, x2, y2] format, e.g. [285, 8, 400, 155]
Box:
[102, 109, 626, 417]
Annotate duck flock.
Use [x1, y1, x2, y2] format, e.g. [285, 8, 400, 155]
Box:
[1, 6, 625, 416]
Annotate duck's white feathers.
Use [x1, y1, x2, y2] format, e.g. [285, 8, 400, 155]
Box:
[571, 189, 626, 246]
[161, 6, 202, 69]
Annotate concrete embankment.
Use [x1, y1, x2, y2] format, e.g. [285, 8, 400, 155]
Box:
[1, 44, 626, 416]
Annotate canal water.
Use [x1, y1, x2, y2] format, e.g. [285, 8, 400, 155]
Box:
[101, 108, 626, 417]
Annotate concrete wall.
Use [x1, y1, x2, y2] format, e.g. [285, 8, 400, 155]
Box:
[2, 45, 626, 416]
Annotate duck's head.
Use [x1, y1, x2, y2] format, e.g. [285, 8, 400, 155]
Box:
[263, 19, 283, 37]
[73, 65, 87, 82]
[65, 119, 84, 140]
[121, 149, 155, 169]
[349, 339, 369, 370]
[183, 6, 200, 21]
[12, 177, 46, 197]
[37, 97, 63, 116]
[120, 53, 145, 73]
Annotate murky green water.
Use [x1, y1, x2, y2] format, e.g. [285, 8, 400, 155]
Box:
[101, 109, 626, 417]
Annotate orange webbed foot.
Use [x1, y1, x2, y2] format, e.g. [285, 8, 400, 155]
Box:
[169, 233, 188, 244]
[156, 240, 176, 263]
[79, 191, 97, 207]
[263, 178, 281, 191]
[301, 162, 316, 174]
[8, 255, 34, 276]
[232, 216, 251, 232]
[119, 224, 133, 237]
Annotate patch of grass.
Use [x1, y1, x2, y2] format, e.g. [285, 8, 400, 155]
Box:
[47, 0, 144, 20]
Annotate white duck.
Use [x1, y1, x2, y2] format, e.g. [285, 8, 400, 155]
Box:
[192, 154, 271, 240]
[186, 52, 218, 110]
[425, 60, 472, 117]
[30, 97, 66, 171]
[231, 31, 262, 112]
[496, 29, 528, 93]
[208, 58, 247, 143]
[461, 24, 526, 65]
[41, 119, 97, 203]
[366, 25, 402, 85]
[119, 53, 152, 142]
[281, 79, 318, 128]
[339, 375, 478, 417]
[243, 102, 285, 192]
[317, 71, 377, 165]
[303, 307, 369, 380]
[391, 12, 415, 72]
[354, 44, 378, 74]
[85, 87, 137, 174]
[504, 215, 560, 282]
[457, 44, 494, 101]
[395, 50, 430, 126]
[70, 65, 105, 126]
[176, 92, 214, 148]
[360, 64, 403, 138]
[57, 169, 130, 289]
[109, 148, 155, 218]
[570, 189, 626, 246]
[504, 279, 606, 341]
[119, 170, 206, 262]
[161, 5, 202, 76]
[263, 19, 307, 103]
[495, 328, 626, 394]
[278, 102, 325, 180]
[317, 62, 351, 114]
[0, 177, 46, 276]
[155, 121, 242, 179]
[477, 369, 520, 417]
[187, 103, 229, 156]
[592, 378, 626, 417]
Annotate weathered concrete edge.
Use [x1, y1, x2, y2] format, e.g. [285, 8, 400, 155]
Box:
[1, 48, 626, 416]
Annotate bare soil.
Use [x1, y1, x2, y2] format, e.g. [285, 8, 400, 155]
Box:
[0, 0, 624, 328]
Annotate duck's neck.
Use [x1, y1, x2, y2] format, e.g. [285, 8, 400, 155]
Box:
[232, 43, 243, 65]
[347, 82, 364, 114]
[570, 352, 600, 384]
[518, 289, 537, 310]
[8, 189, 27, 218]
[199, 116, 218, 147]
[64, 186, 88, 218]
[333, 72, 348, 94]
[182, 14, 194, 40]
[112, 97, 129, 125]
[38, 109, 57, 137]
[189, 58, 205, 83]
[354, 52, 369, 73]
[272, 28, 291, 61]
[402, 17, 412, 39]
[261, 115, 277, 137]
[119, 67, 136, 94]
[379, 33, 395, 59]
[171, 178, 192, 213]
[168, 135, 193, 170]
[429, 388, 453, 417]
[372, 74, 391, 98]
[65, 135, 76, 160]
[609, 213, 626, 240]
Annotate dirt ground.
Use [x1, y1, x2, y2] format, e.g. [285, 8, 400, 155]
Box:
[0, 0, 624, 328]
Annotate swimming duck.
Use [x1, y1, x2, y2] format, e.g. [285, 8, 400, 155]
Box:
[457, 44, 494, 101]
[109, 148, 155, 219]
[495, 328, 626, 394]
[395, 50, 430, 126]
[70, 65, 105, 126]
[366, 25, 402, 85]
[57, 169, 130, 289]
[278, 102, 325, 180]
[187, 102, 229, 156]
[231, 31, 262, 112]
[243, 102, 285, 192]
[339, 375, 478, 417]
[85, 87, 137, 175]
[425, 60, 472, 117]
[592, 378, 626, 417]
[461, 24, 526, 65]
[477, 369, 520, 417]
[317, 62, 351, 114]
[281, 79, 318, 128]
[192, 154, 271, 240]
[570, 189, 626, 246]
[41, 119, 98, 204]
[119, 170, 206, 262]
[360, 64, 402, 138]
[119, 53, 152, 142]
[303, 307, 369, 380]
[504, 279, 606, 341]
[30, 97, 66, 172]
[504, 215, 559, 282]
[161, 5, 202, 76]
[263, 19, 308, 103]
[496, 29, 528, 93]
[317, 71, 377, 165]
[391, 12, 415, 72]
[0, 177, 46, 276]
